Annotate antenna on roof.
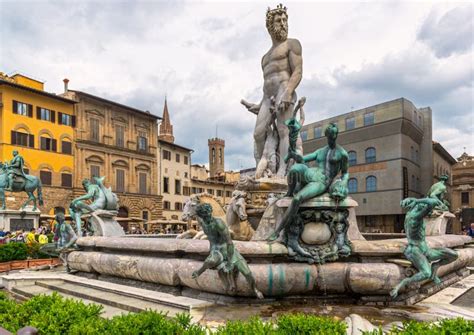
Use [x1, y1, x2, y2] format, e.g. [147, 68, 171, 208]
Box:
[216, 124, 218, 138]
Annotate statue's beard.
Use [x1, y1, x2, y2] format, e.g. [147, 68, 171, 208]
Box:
[270, 25, 288, 41]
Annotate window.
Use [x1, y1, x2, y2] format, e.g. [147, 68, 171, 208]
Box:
[461, 192, 469, 205]
[301, 130, 308, 141]
[418, 115, 422, 127]
[183, 186, 190, 196]
[163, 177, 169, 193]
[11, 131, 34, 148]
[176, 153, 180, 163]
[116, 125, 125, 147]
[13, 101, 31, 117]
[40, 137, 56, 151]
[226, 191, 232, 197]
[212, 148, 216, 163]
[366, 176, 377, 192]
[184, 156, 189, 165]
[345, 117, 355, 130]
[191, 187, 197, 194]
[139, 172, 147, 194]
[184, 172, 188, 178]
[348, 151, 357, 166]
[175, 202, 183, 211]
[163, 150, 171, 160]
[90, 165, 100, 180]
[217, 190, 223, 197]
[58, 113, 73, 126]
[348, 178, 358, 193]
[142, 210, 149, 221]
[207, 189, 214, 195]
[90, 118, 100, 141]
[61, 141, 72, 155]
[40, 171, 52, 186]
[163, 201, 171, 210]
[137, 132, 148, 152]
[365, 147, 376, 163]
[219, 148, 223, 164]
[61, 173, 72, 187]
[116, 169, 125, 193]
[415, 150, 419, 163]
[313, 127, 322, 138]
[364, 112, 374, 126]
[37, 107, 54, 122]
[175, 179, 181, 195]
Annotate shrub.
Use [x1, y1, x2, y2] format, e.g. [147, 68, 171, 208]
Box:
[0, 242, 28, 262]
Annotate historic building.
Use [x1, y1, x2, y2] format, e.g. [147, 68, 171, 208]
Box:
[157, 99, 193, 221]
[190, 163, 235, 206]
[0, 73, 76, 214]
[451, 151, 474, 233]
[61, 81, 162, 223]
[301, 97, 456, 233]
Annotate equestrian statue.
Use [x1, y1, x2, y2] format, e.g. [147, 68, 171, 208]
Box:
[0, 150, 43, 210]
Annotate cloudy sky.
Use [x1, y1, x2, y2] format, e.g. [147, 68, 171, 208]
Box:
[1, 0, 472, 170]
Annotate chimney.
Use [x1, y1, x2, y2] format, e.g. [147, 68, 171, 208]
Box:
[63, 78, 69, 93]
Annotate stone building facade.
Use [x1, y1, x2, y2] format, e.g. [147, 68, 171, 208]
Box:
[452, 152, 474, 232]
[61, 87, 162, 222]
[301, 97, 456, 233]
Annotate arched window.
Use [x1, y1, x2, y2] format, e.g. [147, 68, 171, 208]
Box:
[219, 148, 223, 164]
[365, 147, 376, 163]
[212, 148, 216, 164]
[348, 178, 358, 193]
[118, 206, 129, 218]
[348, 151, 357, 166]
[366, 176, 377, 192]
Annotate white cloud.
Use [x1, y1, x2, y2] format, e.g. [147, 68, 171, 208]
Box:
[1, 1, 472, 168]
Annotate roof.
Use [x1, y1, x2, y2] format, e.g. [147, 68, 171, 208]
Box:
[158, 139, 194, 152]
[433, 141, 457, 165]
[69, 90, 161, 120]
[0, 79, 77, 104]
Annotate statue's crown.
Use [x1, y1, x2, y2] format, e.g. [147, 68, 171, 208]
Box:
[267, 3, 287, 16]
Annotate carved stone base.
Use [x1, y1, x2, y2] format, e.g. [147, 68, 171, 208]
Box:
[85, 210, 125, 237]
[424, 211, 455, 236]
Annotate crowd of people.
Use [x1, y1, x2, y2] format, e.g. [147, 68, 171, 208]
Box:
[0, 226, 51, 245]
[125, 227, 186, 235]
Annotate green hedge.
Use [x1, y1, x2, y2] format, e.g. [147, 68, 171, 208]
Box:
[0, 242, 52, 262]
[0, 292, 472, 334]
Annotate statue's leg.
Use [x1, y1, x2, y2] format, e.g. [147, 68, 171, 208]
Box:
[390, 247, 431, 298]
[269, 181, 326, 242]
[20, 191, 34, 209]
[192, 251, 222, 278]
[285, 164, 307, 197]
[235, 258, 263, 299]
[276, 123, 290, 177]
[426, 248, 458, 284]
[254, 99, 272, 165]
[0, 188, 5, 210]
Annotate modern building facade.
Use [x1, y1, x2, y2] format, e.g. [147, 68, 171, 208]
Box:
[61, 83, 162, 223]
[452, 151, 474, 233]
[301, 97, 456, 233]
[0, 73, 76, 214]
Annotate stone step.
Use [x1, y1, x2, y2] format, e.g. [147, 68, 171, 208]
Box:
[11, 285, 127, 318]
[34, 280, 186, 317]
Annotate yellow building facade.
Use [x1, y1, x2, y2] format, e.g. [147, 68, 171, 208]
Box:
[0, 73, 76, 214]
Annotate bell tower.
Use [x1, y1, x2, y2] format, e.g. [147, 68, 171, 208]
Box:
[208, 137, 225, 179]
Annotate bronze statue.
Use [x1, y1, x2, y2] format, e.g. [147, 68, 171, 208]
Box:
[427, 175, 450, 211]
[69, 177, 118, 236]
[0, 150, 44, 210]
[390, 197, 458, 298]
[269, 123, 349, 244]
[189, 203, 263, 299]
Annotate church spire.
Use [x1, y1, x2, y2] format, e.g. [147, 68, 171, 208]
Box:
[158, 97, 175, 143]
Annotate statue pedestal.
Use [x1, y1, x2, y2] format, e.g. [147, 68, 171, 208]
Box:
[236, 176, 288, 229]
[0, 207, 40, 232]
[424, 211, 455, 236]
